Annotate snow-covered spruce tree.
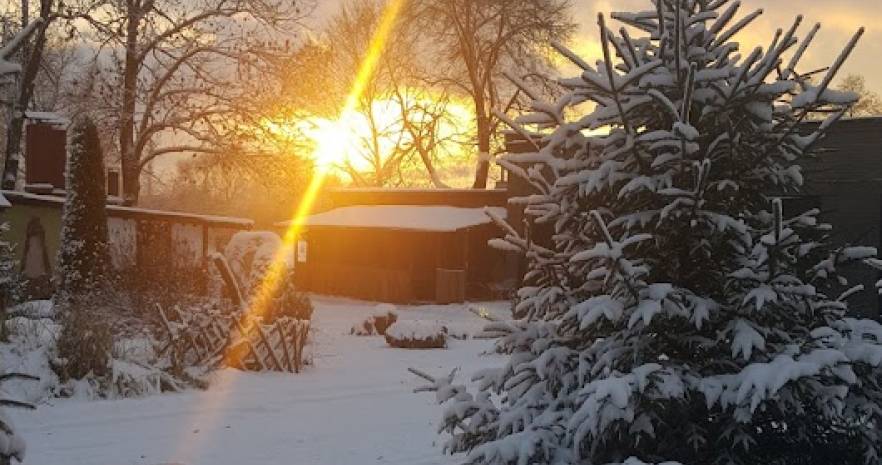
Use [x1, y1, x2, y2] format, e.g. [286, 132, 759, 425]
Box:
[418, 3, 882, 465]
[56, 116, 110, 298]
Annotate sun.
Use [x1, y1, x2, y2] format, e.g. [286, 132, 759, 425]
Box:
[302, 101, 403, 171]
[303, 116, 360, 169]
[273, 96, 472, 174]
[260, 113, 366, 169]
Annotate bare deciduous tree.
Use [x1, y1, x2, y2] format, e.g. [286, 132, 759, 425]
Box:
[839, 74, 882, 117]
[285, 0, 469, 188]
[2, 0, 54, 190]
[73, 0, 313, 204]
[410, 0, 575, 189]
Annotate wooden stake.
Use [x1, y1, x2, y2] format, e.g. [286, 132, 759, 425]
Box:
[276, 321, 294, 373]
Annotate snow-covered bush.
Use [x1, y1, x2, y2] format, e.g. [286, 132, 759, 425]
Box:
[1, 313, 59, 402]
[385, 320, 446, 349]
[108, 333, 165, 398]
[224, 231, 288, 297]
[270, 277, 313, 323]
[56, 116, 109, 299]
[222, 231, 311, 324]
[109, 359, 161, 398]
[420, 3, 882, 465]
[54, 305, 112, 383]
[0, 372, 37, 465]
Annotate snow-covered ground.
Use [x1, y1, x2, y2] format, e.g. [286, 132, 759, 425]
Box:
[12, 296, 509, 465]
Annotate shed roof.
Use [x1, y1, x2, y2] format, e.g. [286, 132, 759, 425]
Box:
[329, 188, 508, 209]
[2, 190, 253, 228]
[24, 111, 70, 126]
[280, 205, 506, 232]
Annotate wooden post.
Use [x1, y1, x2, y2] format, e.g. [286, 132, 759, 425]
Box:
[255, 323, 283, 371]
[291, 320, 302, 373]
[157, 304, 185, 365]
[234, 320, 265, 371]
[276, 322, 294, 372]
[291, 320, 309, 373]
[210, 253, 245, 309]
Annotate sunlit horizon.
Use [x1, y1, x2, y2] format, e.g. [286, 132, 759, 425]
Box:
[264, 94, 474, 176]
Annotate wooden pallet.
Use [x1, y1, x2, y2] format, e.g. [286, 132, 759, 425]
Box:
[156, 253, 310, 373]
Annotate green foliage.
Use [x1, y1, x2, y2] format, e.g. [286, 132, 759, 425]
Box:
[56, 116, 109, 298]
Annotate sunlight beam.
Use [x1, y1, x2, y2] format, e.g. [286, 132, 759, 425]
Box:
[246, 0, 409, 324]
[170, 1, 408, 461]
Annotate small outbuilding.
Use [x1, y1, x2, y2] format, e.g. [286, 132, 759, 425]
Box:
[281, 192, 511, 304]
[0, 190, 253, 298]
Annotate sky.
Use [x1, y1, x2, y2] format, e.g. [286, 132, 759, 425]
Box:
[154, 0, 882, 182]
[312, 0, 882, 95]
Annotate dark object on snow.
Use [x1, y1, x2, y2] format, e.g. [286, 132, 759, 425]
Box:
[351, 311, 398, 336]
[55, 116, 109, 298]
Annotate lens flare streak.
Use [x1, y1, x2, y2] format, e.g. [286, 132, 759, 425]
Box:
[170, 0, 408, 461]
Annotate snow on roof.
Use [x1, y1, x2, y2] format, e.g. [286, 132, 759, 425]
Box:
[280, 205, 506, 232]
[1, 190, 252, 227]
[110, 205, 254, 227]
[24, 111, 70, 126]
[331, 187, 507, 194]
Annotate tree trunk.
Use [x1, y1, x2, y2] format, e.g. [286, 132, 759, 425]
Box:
[472, 112, 492, 189]
[120, 9, 141, 205]
[2, 0, 51, 190]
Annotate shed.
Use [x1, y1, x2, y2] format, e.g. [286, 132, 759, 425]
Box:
[281, 204, 509, 303]
[0, 190, 253, 298]
[796, 117, 882, 316]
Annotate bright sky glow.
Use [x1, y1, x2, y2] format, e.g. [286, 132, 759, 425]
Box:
[265, 96, 473, 174]
[171, 0, 409, 461]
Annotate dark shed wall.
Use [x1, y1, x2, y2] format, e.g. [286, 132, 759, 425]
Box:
[298, 227, 464, 302]
[0, 191, 253, 298]
[801, 118, 882, 316]
[297, 224, 508, 303]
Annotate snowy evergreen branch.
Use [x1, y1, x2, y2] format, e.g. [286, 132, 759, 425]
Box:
[421, 2, 882, 465]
